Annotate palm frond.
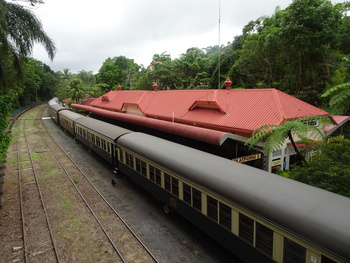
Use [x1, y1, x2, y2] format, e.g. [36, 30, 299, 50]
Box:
[246, 116, 328, 155]
[6, 2, 56, 60]
[321, 82, 350, 98]
[329, 88, 350, 108]
[245, 124, 278, 150]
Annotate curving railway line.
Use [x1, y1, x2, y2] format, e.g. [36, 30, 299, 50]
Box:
[13, 105, 160, 263]
[16, 105, 60, 262]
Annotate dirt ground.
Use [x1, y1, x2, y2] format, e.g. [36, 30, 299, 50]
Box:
[0, 107, 241, 263]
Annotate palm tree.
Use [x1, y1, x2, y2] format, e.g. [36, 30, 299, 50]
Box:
[321, 82, 350, 114]
[62, 68, 71, 80]
[69, 79, 85, 104]
[0, 0, 56, 87]
[245, 116, 331, 164]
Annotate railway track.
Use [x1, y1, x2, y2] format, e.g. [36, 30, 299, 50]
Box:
[13, 104, 159, 262]
[15, 105, 60, 262]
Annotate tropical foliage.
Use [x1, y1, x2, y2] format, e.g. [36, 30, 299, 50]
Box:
[1, 0, 350, 184]
[0, 0, 55, 89]
[244, 116, 330, 163]
[322, 82, 350, 113]
[287, 136, 350, 197]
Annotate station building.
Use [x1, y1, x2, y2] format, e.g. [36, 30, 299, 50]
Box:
[71, 79, 349, 172]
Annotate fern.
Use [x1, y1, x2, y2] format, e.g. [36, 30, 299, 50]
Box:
[321, 82, 350, 98]
[245, 116, 330, 156]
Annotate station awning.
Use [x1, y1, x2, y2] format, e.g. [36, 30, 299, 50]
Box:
[71, 104, 239, 146]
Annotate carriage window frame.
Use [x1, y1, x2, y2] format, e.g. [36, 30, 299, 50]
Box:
[207, 195, 218, 222]
[283, 237, 306, 263]
[239, 213, 254, 245]
[219, 202, 231, 230]
[183, 183, 191, 205]
[255, 222, 273, 258]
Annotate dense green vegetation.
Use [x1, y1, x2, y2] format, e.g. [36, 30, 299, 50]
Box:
[1, 0, 350, 195]
[287, 136, 350, 197]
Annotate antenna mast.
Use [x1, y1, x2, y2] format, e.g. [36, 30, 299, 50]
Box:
[218, 0, 221, 89]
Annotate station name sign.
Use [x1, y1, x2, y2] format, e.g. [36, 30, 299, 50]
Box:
[233, 153, 262, 163]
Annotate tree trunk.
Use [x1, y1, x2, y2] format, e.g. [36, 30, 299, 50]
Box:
[288, 131, 307, 164]
[296, 50, 303, 95]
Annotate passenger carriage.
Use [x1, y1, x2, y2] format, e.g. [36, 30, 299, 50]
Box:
[74, 116, 130, 164]
[116, 132, 350, 263]
[47, 98, 350, 263]
[48, 97, 68, 123]
[58, 110, 82, 135]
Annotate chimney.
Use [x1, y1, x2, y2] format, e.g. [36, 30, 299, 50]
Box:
[224, 77, 232, 90]
[118, 84, 122, 91]
[153, 82, 158, 92]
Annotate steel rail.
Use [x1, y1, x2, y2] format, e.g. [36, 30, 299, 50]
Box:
[17, 105, 61, 263]
[40, 106, 159, 263]
[16, 138, 28, 263]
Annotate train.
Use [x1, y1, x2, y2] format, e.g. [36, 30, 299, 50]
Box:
[48, 98, 350, 263]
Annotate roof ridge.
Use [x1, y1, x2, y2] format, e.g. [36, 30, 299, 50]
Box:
[272, 89, 287, 123]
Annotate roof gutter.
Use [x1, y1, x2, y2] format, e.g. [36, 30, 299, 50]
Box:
[71, 104, 238, 146]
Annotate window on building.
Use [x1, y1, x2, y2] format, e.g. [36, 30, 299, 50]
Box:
[283, 238, 306, 263]
[207, 196, 218, 222]
[219, 202, 231, 230]
[255, 222, 273, 258]
[239, 213, 254, 245]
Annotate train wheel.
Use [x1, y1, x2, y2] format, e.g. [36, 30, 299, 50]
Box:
[163, 204, 172, 214]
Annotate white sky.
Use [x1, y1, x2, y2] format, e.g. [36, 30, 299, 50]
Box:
[30, 0, 344, 73]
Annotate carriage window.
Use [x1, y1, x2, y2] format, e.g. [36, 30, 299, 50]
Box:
[141, 160, 147, 176]
[219, 202, 231, 230]
[239, 214, 254, 245]
[172, 178, 179, 197]
[136, 158, 141, 173]
[155, 168, 161, 186]
[256, 222, 273, 258]
[118, 148, 124, 163]
[207, 196, 218, 222]
[283, 238, 306, 263]
[164, 173, 171, 191]
[192, 188, 201, 211]
[125, 152, 134, 168]
[321, 256, 336, 263]
[101, 139, 106, 150]
[183, 183, 191, 205]
[149, 165, 155, 181]
[149, 165, 161, 185]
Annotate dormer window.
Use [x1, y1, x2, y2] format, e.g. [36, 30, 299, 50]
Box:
[189, 100, 226, 114]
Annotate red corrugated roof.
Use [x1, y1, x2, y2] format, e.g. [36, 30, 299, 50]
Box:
[324, 115, 350, 136]
[84, 88, 330, 137]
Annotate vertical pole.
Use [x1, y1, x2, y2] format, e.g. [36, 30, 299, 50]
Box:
[218, 0, 221, 89]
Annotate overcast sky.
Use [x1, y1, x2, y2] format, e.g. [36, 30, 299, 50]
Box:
[30, 0, 343, 73]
